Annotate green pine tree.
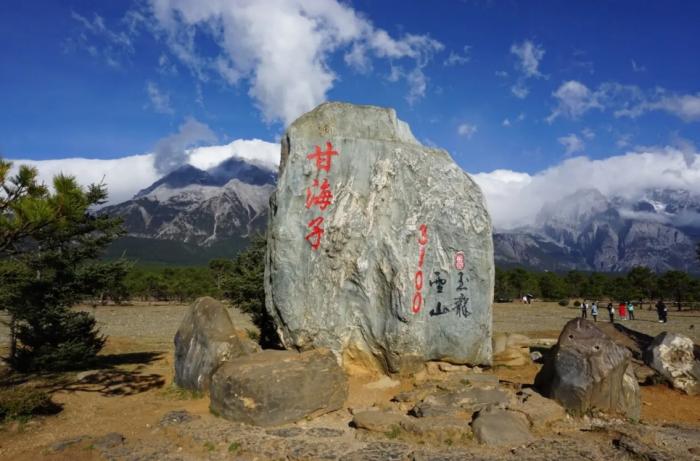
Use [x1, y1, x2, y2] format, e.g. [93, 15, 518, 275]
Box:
[0, 159, 125, 371]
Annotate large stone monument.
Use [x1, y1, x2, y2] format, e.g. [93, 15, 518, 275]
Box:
[265, 102, 494, 373]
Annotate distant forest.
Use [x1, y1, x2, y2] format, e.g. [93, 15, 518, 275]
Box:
[99, 246, 700, 310]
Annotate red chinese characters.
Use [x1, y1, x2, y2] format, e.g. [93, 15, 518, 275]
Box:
[306, 142, 338, 172]
[304, 141, 339, 250]
[305, 178, 333, 210]
[305, 217, 325, 250]
[412, 224, 428, 314]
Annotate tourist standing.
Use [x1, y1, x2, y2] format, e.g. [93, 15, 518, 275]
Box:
[591, 302, 598, 322]
[607, 302, 615, 322]
[618, 301, 627, 320]
[627, 301, 635, 320]
[581, 301, 588, 319]
[656, 299, 668, 323]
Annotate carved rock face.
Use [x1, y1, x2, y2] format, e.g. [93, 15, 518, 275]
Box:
[265, 102, 494, 373]
[535, 318, 640, 419]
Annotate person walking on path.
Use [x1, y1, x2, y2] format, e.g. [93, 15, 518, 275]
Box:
[627, 301, 635, 320]
[581, 301, 588, 319]
[656, 299, 668, 323]
[618, 302, 627, 320]
[591, 302, 598, 322]
[607, 302, 615, 322]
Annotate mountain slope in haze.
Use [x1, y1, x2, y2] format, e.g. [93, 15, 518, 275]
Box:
[494, 188, 700, 273]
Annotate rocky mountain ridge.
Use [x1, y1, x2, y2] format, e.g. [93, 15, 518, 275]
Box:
[103, 156, 700, 272]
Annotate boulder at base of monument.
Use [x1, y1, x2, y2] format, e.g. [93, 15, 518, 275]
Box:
[535, 318, 640, 420]
[644, 332, 700, 395]
[209, 349, 347, 426]
[174, 297, 259, 392]
[265, 102, 494, 374]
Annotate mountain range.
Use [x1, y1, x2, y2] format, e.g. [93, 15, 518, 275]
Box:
[103, 157, 700, 272]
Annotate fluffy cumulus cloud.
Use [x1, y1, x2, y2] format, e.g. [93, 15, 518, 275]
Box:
[8, 139, 280, 206]
[143, 0, 442, 124]
[472, 145, 700, 229]
[558, 133, 585, 155]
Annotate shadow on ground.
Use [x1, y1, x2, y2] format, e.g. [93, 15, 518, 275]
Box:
[0, 351, 166, 397]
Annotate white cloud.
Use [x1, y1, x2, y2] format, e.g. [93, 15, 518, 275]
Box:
[547, 80, 603, 122]
[65, 11, 135, 67]
[502, 118, 511, 127]
[443, 45, 471, 66]
[152, 117, 217, 174]
[631, 59, 646, 72]
[145, 81, 174, 114]
[7, 139, 279, 205]
[510, 82, 529, 99]
[616, 133, 632, 148]
[510, 40, 545, 78]
[558, 133, 585, 156]
[144, 0, 442, 124]
[457, 123, 478, 138]
[581, 127, 595, 139]
[472, 145, 700, 229]
[651, 93, 700, 122]
[548, 80, 700, 123]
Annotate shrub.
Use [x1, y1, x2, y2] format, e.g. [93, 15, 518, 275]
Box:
[573, 300, 581, 307]
[558, 299, 569, 307]
[0, 387, 59, 421]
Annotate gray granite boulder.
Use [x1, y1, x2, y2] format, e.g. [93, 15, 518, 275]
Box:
[209, 349, 347, 426]
[265, 102, 494, 373]
[644, 332, 700, 395]
[471, 407, 533, 446]
[535, 318, 640, 420]
[174, 297, 259, 392]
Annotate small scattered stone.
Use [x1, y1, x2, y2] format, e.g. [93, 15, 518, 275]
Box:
[159, 410, 198, 427]
[352, 410, 409, 433]
[266, 427, 304, 438]
[50, 436, 88, 452]
[93, 432, 125, 450]
[306, 427, 345, 438]
[530, 351, 543, 363]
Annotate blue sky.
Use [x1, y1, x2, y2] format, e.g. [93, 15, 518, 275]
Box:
[1, 0, 699, 202]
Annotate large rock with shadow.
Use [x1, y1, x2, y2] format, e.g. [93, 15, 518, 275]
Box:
[644, 332, 700, 395]
[174, 297, 260, 392]
[265, 102, 494, 374]
[535, 318, 640, 419]
[209, 348, 347, 426]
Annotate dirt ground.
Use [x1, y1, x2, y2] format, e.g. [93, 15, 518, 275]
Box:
[0, 301, 698, 460]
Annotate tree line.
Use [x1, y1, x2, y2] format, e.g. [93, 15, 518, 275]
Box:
[496, 266, 700, 308]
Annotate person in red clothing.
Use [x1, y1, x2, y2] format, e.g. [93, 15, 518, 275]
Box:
[618, 301, 627, 320]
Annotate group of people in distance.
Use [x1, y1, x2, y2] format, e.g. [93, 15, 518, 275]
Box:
[579, 299, 669, 323]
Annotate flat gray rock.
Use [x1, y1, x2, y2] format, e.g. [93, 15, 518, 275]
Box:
[471, 407, 533, 447]
[265, 102, 494, 373]
[209, 348, 347, 426]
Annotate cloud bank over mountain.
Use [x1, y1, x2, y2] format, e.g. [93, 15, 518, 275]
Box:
[9, 140, 699, 230]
